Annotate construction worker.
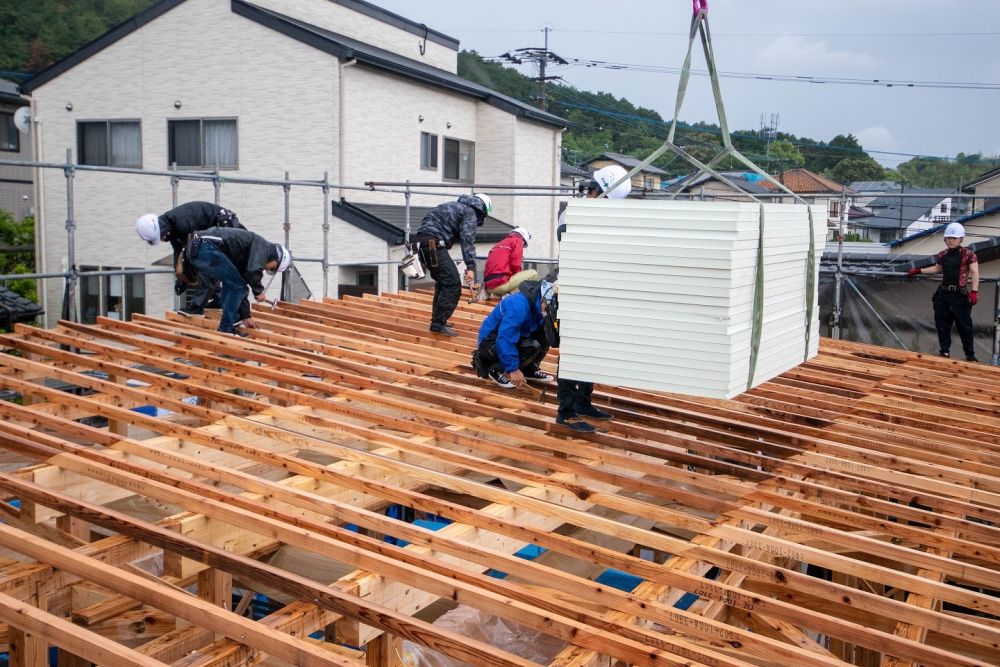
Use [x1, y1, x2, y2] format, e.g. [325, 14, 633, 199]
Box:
[135, 202, 246, 316]
[556, 164, 631, 241]
[548, 167, 629, 431]
[907, 222, 980, 361]
[482, 227, 537, 297]
[184, 227, 291, 337]
[411, 193, 492, 336]
[473, 280, 555, 388]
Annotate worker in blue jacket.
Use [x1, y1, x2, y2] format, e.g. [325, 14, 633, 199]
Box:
[473, 280, 555, 388]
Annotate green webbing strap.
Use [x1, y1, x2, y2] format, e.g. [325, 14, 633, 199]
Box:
[747, 203, 765, 391]
[597, 6, 821, 387]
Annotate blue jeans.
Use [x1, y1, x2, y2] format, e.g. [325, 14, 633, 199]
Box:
[189, 239, 246, 333]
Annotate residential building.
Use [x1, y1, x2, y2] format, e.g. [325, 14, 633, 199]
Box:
[886, 205, 1000, 277]
[0, 78, 33, 220]
[964, 165, 1000, 212]
[21, 0, 566, 326]
[669, 170, 779, 201]
[849, 180, 900, 208]
[854, 189, 965, 243]
[581, 152, 669, 193]
[762, 168, 855, 225]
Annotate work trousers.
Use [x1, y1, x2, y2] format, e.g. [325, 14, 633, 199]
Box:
[487, 269, 539, 297]
[557, 379, 595, 420]
[420, 244, 461, 329]
[189, 239, 247, 333]
[932, 289, 975, 359]
[477, 328, 549, 375]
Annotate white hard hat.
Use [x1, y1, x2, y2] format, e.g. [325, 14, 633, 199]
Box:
[135, 213, 161, 245]
[593, 165, 632, 200]
[943, 222, 965, 239]
[474, 193, 493, 215]
[273, 245, 292, 273]
[511, 227, 532, 245]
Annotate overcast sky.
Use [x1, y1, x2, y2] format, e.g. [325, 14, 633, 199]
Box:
[374, 0, 1000, 168]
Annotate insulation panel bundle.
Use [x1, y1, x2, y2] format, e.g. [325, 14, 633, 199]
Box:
[557, 200, 824, 399]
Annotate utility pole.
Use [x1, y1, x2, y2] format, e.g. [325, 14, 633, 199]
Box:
[898, 181, 905, 241]
[498, 26, 567, 111]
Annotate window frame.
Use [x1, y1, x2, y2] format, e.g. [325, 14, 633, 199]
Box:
[76, 119, 143, 167]
[442, 136, 475, 183]
[0, 112, 19, 152]
[420, 131, 438, 171]
[79, 266, 145, 323]
[167, 116, 239, 170]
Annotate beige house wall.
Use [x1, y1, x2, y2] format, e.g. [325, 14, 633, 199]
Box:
[251, 0, 457, 72]
[585, 158, 660, 190]
[972, 173, 1000, 212]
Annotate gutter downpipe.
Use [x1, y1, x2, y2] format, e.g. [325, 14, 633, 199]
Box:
[30, 96, 47, 323]
[337, 57, 358, 294]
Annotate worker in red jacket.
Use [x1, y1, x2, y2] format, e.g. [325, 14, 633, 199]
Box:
[482, 227, 537, 297]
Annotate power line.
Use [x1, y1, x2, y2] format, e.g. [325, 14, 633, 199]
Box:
[486, 55, 1000, 91]
[448, 28, 1000, 38]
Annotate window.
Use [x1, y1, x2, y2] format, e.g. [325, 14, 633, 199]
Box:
[0, 112, 18, 152]
[80, 267, 145, 324]
[420, 132, 438, 170]
[644, 176, 655, 189]
[829, 200, 840, 217]
[168, 118, 238, 169]
[77, 120, 142, 167]
[443, 137, 474, 182]
[940, 202, 948, 213]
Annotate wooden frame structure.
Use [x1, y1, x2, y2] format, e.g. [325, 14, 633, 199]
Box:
[0, 291, 997, 666]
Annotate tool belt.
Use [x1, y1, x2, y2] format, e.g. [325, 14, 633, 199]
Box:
[409, 236, 440, 268]
[937, 285, 968, 294]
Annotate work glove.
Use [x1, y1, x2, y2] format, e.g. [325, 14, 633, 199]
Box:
[906, 267, 920, 277]
[174, 279, 188, 295]
[969, 290, 978, 306]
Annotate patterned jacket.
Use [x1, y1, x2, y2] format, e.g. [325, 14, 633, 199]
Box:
[415, 195, 486, 271]
[935, 246, 977, 288]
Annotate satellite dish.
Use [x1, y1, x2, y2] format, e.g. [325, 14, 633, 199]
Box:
[13, 107, 31, 135]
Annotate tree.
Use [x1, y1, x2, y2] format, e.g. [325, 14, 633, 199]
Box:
[0, 211, 37, 303]
[830, 157, 885, 184]
[769, 140, 805, 171]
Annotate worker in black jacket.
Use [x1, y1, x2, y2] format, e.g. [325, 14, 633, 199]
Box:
[185, 227, 291, 337]
[135, 201, 245, 315]
[410, 193, 492, 336]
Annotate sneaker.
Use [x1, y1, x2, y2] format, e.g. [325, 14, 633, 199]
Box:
[576, 404, 612, 420]
[177, 305, 205, 317]
[488, 368, 515, 388]
[430, 325, 459, 337]
[527, 369, 554, 382]
[939, 351, 950, 358]
[555, 415, 596, 433]
[967, 356, 979, 362]
[220, 328, 250, 338]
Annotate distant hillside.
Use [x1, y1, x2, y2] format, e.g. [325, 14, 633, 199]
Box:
[0, 0, 156, 75]
[3, 3, 995, 188]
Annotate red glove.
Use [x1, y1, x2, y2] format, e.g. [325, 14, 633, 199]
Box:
[906, 267, 920, 277]
[969, 290, 978, 306]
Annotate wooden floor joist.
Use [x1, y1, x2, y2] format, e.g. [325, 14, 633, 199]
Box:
[0, 291, 997, 666]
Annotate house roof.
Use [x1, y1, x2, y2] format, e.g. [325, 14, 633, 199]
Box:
[331, 199, 515, 245]
[0, 78, 23, 104]
[849, 180, 901, 193]
[584, 152, 669, 176]
[561, 162, 590, 179]
[964, 165, 1000, 190]
[670, 170, 773, 195]
[762, 168, 854, 195]
[887, 204, 1000, 248]
[0, 287, 42, 327]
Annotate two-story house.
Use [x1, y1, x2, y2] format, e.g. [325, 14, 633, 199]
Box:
[964, 166, 1000, 212]
[22, 0, 567, 326]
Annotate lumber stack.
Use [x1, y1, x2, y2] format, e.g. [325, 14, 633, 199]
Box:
[558, 199, 825, 398]
[0, 291, 994, 667]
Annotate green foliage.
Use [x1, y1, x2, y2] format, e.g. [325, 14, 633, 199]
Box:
[841, 233, 869, 242]
[0, 211, 36, 302]
[0, 0, 157, 74]
[768, 140, 805, 169]
[894, 153, 1000, 189]
[831, 156, 885, 184]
